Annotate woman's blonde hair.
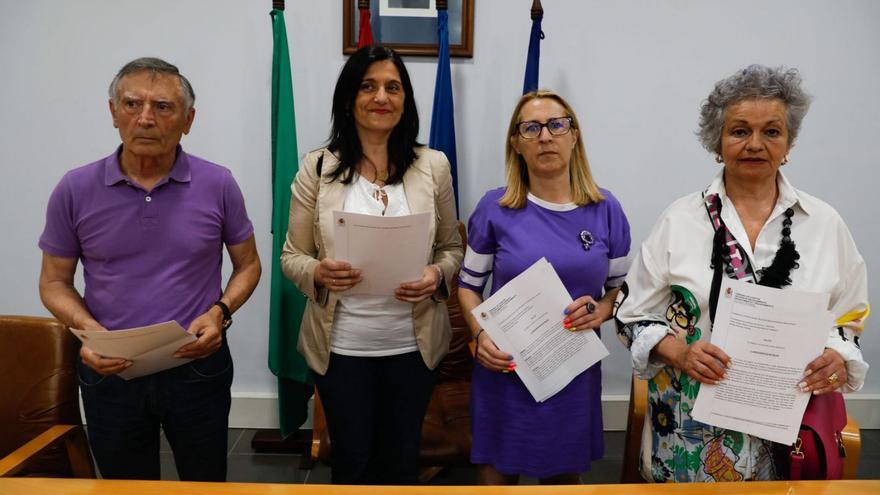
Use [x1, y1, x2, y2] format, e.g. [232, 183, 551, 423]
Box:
[499, 90, 604, 209]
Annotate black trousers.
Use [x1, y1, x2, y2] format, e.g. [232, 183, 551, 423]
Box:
[314, 351, 436, 484]
[77, 342, 233, 481]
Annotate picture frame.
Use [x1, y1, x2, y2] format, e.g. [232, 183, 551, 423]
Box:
[379, 0, 438, 18]
[342, 0, 475, 58]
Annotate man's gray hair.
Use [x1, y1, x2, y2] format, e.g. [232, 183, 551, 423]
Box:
[697, 64, 811, 154]
[108, 57, 196, 111]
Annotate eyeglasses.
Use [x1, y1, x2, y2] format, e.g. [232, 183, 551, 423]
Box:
[515, 117, 574, 139]
[666, 306, 691, 329]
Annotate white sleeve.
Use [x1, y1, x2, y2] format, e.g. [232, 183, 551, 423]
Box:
[825, 219, 870, 392]
[614, 241, 674, 379]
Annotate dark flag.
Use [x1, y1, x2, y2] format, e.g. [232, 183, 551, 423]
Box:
[269, 6, 313, 438]
[523, 0, 544, 94]
[429, 5, 459, 212]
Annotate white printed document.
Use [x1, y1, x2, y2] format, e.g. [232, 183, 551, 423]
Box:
[70, 321, 197, 380]
[471, 258, 609, 402]
[333, 211, 431, 296]
[692, 277, 832, 444]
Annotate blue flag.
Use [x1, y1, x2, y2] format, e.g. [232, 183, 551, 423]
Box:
[523, 9, 543, 94]
[429, 9, 459, 213]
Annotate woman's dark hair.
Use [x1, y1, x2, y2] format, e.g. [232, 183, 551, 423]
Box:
[327, 45, 420, 184]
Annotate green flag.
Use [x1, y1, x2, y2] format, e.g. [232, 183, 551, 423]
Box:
[269, 8, 312, 438]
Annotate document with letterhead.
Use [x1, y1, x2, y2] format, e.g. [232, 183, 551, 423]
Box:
[692, 277, 831, 444]
[333, 211, 431, 296]
[70, 321, 196, 380]
[471, 258, 609, 402]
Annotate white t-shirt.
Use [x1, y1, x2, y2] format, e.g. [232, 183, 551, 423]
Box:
[330, 174, 419, 357]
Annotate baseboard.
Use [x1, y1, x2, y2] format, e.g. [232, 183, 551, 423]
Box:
[227, 393, 880, 430]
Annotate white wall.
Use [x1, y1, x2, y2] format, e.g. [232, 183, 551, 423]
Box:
[2, 1, 878, 416]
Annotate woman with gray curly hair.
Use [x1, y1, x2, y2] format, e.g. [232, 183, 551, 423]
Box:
[614, 64, 869, 482]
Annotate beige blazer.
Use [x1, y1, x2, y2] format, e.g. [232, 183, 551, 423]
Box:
[280, 147, 463, 375]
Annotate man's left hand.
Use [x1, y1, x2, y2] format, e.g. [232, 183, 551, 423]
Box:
[175, 308, 224, 359]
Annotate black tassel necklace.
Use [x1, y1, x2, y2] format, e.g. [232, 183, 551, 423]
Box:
[711, 201, 800, 289]
[754, 207, 800, 288]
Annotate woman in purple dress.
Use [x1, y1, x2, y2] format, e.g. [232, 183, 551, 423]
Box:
[458, 90, 631, 484]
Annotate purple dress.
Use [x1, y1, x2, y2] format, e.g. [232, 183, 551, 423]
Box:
[459, 188, 631, 478]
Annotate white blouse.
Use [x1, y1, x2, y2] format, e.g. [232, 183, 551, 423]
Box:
[616, 170, 869, 390]
[613, 170, 869, 482]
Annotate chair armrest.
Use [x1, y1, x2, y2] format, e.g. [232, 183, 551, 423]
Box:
[621, 376, 648, 483]
[841, 414, 861, 480]
[0, 424, 94, 478]
[311, 388, 327, 462]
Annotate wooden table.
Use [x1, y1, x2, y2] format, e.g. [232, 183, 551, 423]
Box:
[0, 479, 877, 495]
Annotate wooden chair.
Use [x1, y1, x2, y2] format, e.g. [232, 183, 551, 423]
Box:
[620, 375, 648, 483]
[0, 316, 95, 478]
[311, 224, 473, 482]
[841, 411, 862, 479]
[620, 374, 862, 482]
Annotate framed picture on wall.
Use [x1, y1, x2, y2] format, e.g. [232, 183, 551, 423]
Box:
[379, 0, 438, 18]
[342, 0, 475, 58]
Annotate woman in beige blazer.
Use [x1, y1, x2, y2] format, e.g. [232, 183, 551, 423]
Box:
[280, 45, 462, 485]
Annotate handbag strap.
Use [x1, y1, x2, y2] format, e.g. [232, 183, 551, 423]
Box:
[316, 151, 324, 177]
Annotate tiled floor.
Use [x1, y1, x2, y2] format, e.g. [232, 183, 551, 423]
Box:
[150, 429, 880, 484]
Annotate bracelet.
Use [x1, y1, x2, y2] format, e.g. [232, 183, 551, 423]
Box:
[430, 264, 444, 288]
[474, 329, 485, 343]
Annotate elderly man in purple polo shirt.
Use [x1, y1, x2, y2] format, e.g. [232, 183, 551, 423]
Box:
[37, 57, 261, 481]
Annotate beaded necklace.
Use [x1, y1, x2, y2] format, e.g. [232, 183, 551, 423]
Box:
[707, 194, 800, 289]
[705, 194, 801, 323]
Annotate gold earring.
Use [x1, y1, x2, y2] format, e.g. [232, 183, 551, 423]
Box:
[781, 155, 789, 165]
[714, 154, 723, 164]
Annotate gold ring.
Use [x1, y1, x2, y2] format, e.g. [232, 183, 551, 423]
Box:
[827, 372, 839, 385]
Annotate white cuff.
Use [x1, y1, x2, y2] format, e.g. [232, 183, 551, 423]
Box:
[630, 322, 672, 380]
[825, 330, 869, 392]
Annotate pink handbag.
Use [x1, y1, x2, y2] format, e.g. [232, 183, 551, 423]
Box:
[786, 392, 848, 480]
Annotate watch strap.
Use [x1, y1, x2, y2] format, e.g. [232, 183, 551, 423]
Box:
[213, 300, 232, 330]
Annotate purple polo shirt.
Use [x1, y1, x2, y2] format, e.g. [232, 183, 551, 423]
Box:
[39, 146, 254, 330]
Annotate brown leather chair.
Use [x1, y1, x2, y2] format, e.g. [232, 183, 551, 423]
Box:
[620, 374, 862, 482]
[0, 316, 94, 478]
[311, 225, 473, 482]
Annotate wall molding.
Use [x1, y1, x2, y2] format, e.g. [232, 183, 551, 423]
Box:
[227, 393, 880, 431]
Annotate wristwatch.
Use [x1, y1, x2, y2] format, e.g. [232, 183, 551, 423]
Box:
[213, 300, 233, 331]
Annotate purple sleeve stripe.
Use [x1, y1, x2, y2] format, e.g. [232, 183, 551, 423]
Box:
[608, 254, 632, 278]
[463, 246, 494, 274]
[457, 277, 485, 294]
[459, 270, 488, 289]
[605, 274, 627, 289]
[461, 265, 490, 278]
